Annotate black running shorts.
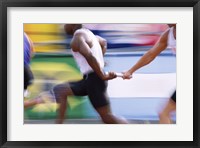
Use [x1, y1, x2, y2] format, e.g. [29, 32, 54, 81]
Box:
[69, 72, 109, 108]
[24, 65, 34, 90]
[171, 91, 176, 103]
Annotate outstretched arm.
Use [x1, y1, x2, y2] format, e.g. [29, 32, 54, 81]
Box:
[123, 29, 169, 79]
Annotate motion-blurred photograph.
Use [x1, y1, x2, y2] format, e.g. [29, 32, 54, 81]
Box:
[24, 23, 176, 124]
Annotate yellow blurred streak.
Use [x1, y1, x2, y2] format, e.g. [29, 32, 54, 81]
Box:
[31, 63, 72, 71]
[31, 62, 82, 81]
[24, 24, 63, 41]
[24, 24, 65, 53]
[68, 96, 88, 110]
[32, 103, 59, 113]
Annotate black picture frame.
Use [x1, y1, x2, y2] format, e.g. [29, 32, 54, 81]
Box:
[0, 0, 199, 148]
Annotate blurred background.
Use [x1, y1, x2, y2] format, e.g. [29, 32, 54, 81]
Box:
[24, 24, 176, 124]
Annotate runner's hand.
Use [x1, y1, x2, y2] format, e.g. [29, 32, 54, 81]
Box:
[104, 72, 117, 80]
[122, 71, 133, 79]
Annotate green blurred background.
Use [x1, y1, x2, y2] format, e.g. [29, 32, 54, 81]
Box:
[24, 24, 98, 120]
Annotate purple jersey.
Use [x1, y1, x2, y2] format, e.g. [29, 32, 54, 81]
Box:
[24, 33, 31, 66]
